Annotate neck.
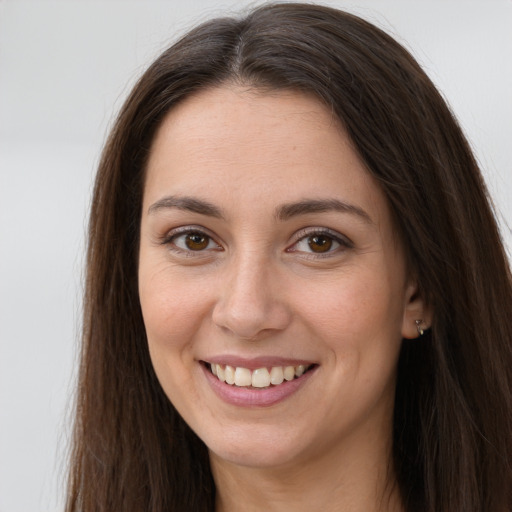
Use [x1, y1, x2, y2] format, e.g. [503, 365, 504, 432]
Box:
[210, 428, 403, 512]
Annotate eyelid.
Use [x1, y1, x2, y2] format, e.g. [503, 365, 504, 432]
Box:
[287, 227, 353, 254]
[160, 225, 223, 253]
[159, 225, 352, 257]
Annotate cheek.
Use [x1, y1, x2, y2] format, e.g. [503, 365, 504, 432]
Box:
[297, 270, 404, 341]
[294, 265, 405, 400]
[305, 273, 403, 406]
[140, 260, 205, 338]
[139, 268, 209, 407]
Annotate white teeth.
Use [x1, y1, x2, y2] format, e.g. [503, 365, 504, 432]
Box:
[234, 367, 252, 387]
[283, 366, 295, 381]
[252, 368, 270, 388]
[225, 365, 235, 385]
[269, 366, 284, 385]
[216, 364, 225, 382]
[295, 365, 306, 377]
[209, 363, 311, 388]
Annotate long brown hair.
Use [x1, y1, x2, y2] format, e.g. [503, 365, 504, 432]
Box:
[66, 4, 512, 511]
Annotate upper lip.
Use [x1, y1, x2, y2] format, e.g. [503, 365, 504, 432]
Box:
[202, 355, 317, 370]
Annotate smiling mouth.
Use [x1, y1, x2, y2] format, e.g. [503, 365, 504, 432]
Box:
[205, 362, 315, 389]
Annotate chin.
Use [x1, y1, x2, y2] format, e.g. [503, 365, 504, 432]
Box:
[205, 425, 305, 469]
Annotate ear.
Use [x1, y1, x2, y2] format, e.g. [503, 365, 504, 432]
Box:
[401, 279, 432, 339]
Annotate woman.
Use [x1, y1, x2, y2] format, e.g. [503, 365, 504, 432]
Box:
[66, 3, 512, 511]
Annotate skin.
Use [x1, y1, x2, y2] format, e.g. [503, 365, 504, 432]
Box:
[138, 86, 428, 511]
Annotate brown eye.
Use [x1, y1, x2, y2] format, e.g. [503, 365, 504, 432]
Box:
[165, 228, 221, 255]
[185, 232, 210, 250]
[308, 234, 333, 253]
[290, 229, 347, 256]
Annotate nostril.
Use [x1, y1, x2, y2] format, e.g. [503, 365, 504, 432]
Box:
[212, 296, 292, 340]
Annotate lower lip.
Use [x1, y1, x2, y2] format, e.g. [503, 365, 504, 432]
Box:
[201, 364, 317, 407]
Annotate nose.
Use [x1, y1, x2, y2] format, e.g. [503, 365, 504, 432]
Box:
[212, 252, 292, 341]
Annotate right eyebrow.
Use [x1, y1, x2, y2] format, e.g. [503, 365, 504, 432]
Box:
[275, 198, 374, 225]
[147, 195, 225, 219]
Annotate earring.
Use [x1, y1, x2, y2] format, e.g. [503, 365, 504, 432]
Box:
[415, 319, 424, 336]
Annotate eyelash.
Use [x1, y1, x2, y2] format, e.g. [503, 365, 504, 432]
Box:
[161, 226, 352, 258]
[160, 226, 222, 256]
[161, 226, 222, 258]
[287, 228, 353, 257]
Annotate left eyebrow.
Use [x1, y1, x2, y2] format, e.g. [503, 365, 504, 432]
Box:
[147, 195, 225, 219]
[275, 198, 373, 224]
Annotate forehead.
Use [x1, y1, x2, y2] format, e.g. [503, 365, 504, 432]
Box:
[143, 86, 388, 226]
[148, 86, 343, 166]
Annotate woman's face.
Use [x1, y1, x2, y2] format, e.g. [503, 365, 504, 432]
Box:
[139, 86, 423, 469]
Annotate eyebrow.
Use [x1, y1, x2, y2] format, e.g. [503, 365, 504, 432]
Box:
[275, 198, 373, 224]
[147, 195, 225, 219]
[147, 195, 373, 225]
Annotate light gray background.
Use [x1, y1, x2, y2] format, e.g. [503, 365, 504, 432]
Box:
[1, 1, 511, 511]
